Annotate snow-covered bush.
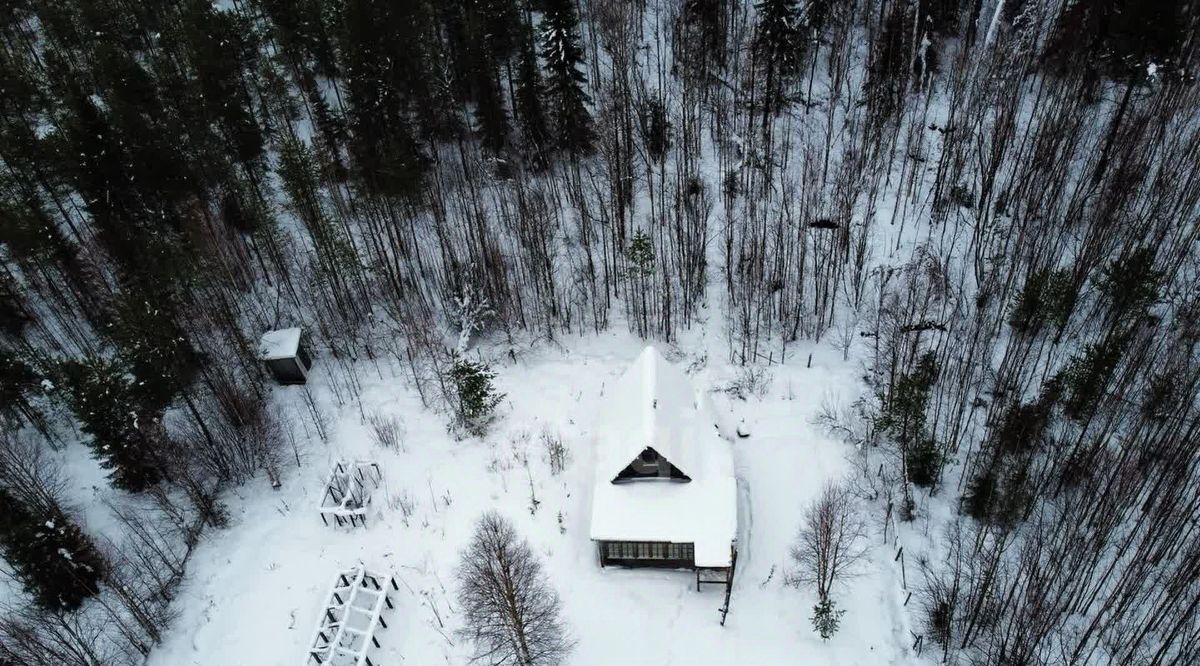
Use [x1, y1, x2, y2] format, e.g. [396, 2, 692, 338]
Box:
[725, 365, 772, 401]
[367, 412, 405, 452]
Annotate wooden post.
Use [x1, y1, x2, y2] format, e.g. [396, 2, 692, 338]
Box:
[719, 546, 737, 626]
[895, 547, 907, 590]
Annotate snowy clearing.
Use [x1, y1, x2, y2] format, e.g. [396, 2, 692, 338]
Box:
[147, 331, 919, 665]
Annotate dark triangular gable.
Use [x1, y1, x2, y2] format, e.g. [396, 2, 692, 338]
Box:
[612, 447, 691, 483]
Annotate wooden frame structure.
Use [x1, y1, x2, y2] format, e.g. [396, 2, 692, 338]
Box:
[306, 565, 397, 666]
[696, 545, 737, 626]
[318, 460, 382, 527]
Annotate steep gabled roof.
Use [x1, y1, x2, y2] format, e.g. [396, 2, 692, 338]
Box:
[597, 346, 705, 481]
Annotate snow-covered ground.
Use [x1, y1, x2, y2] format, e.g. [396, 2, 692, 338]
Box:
[147, 329, 922, 665]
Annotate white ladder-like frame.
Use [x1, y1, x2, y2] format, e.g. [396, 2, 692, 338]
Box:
[306, 565, 396, 666]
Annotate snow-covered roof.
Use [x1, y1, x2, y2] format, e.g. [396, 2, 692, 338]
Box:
[258, 327, 301, 361]
[589, 347, 737, 568]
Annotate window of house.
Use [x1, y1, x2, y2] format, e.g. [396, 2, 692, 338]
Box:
[635, 449, 660, 475]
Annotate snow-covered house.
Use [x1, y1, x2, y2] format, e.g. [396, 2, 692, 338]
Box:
[258, 327, 312, 385]
[589, 347, 737, 576]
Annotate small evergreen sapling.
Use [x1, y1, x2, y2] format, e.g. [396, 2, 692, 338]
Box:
[450, 354, 505, 435]
[625, 229, 655, 279]
[811, 597, 844, 640]
[1008, 268, 1074, 333]
[879, 352, 941, 488]
[790, 482, 868, 640]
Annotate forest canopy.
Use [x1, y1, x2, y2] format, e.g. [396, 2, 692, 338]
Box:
[0, 0, 1198, 663]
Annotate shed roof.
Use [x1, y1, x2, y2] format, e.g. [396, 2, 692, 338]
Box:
[259, 327, 302, 361]
[589, 347, 737, 567]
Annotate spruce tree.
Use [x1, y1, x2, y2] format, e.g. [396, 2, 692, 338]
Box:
[180, 0, 265, 169]
[677, 0, 728, 83]
[61, 93, 146, 275]
[0, 274, 30, 338]
[56, 358, 163, 492]
[811, 597, 844, 640]
[91, 45, 197, 211]
[1043, 0, 1190, 81]
[60, 92, 187, 288]
[305, 83, 350, 183]
[260, 0, 342, 78]
[0, 348, 43, 429]
[1059, 340, 1124, 421]
[514, 17, 551, 168]
[865, 3, 914, 124]
[539, 0, 593, 155]
[473, 62, 511, 154]
[0, 488, 105, 611]
[753, 0, 803, 119]
[473, 0, 521, 62]
[340, 0, 429, 197]
[448, 0, 520, 154]
[1100, 247, 1162, 324]
[450, 354, 505, 435]
[108, 289, 201, 412]
[1008, 268, 1074, 333]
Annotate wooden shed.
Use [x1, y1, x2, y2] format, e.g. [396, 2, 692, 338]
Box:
[259, 327, 312, 385]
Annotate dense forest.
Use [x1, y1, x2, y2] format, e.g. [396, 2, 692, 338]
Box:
[0, 0, 1198, 663]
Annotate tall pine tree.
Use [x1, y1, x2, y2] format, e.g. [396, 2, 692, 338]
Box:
[0, 488, 105, 611]
[515, 16, 551, 168]
[180, 0, 265, 170]
[340, 0, 429, 198]
[754, 0, 803, 123]
[56, 358, 164, 492]
[539, 0, 593, 155]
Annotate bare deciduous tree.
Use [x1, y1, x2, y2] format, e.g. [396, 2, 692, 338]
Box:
[0, 604, 135, 666]
[456, 512, 572, 666]
[789, 481, 870, 603]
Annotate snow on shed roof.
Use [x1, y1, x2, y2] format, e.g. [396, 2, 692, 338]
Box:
[258, 327, 302, 361]
[589, 347, 737, 567]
